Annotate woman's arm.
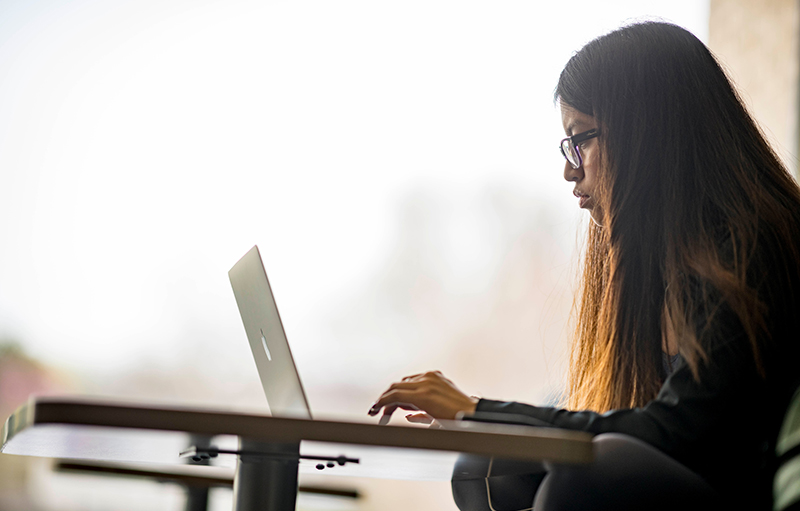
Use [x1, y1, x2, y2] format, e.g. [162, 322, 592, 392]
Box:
[368, 298, 768, 476]
[477, 325, 758, 458]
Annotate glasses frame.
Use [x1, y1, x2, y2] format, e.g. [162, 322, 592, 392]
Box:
[560, 128, 600, 169]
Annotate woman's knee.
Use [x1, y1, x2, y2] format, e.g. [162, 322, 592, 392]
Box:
[452, 454, 545, 511]
[534, 434, 719, 511]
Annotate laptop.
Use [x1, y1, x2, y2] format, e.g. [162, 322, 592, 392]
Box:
[228, 245, 312, 419]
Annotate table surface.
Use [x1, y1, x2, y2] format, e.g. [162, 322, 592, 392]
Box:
[2, 396, 593, 481]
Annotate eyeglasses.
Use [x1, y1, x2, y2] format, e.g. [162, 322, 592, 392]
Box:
[559, 128, 600, 169]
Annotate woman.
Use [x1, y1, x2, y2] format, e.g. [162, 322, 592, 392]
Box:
[368, 22, 800, 510]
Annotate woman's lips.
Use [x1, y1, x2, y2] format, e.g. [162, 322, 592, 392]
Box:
[574, 190, 592, 209]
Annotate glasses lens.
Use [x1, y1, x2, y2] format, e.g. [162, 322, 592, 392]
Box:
[561, 139, 580, 168]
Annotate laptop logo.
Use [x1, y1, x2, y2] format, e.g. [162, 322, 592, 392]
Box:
[260, 329, 272, 361]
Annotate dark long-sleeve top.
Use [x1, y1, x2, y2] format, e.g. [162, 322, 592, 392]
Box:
[477, 288, 800, 509]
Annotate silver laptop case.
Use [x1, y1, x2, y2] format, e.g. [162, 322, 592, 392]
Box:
[229, 245, 312, 419]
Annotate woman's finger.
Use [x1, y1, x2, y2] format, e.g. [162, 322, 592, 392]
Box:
[405, 412, 434, 424]
[378, 405, 396, 425]
[369, 388, 423, 415]
[369, 380, 432, 415]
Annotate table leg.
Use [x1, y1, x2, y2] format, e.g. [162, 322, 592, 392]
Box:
[186, 434, 213, 511]
[186, 485, 210, 511]
[232, 438, 299, 511]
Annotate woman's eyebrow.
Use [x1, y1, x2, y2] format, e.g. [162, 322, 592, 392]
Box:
[566, 121, 584, 136]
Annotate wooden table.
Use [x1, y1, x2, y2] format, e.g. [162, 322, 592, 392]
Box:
[2, 396, 593, 511]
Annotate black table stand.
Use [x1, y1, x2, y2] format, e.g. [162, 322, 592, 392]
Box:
[232, 439, 300, 511]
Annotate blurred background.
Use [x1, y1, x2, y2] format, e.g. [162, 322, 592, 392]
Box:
[0, 0, 797, 509]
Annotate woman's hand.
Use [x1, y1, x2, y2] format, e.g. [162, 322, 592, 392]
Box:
[368, 371, 478, 425]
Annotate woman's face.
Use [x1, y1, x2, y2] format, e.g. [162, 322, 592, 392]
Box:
[560, 102, 603, 224]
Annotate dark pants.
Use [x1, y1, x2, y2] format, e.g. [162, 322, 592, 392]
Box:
[452, 433, 720, 511]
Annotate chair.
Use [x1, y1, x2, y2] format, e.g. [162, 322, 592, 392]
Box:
[775, 387, 800, 510]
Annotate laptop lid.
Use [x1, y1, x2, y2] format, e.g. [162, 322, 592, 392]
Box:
[229, 245, 312, 419]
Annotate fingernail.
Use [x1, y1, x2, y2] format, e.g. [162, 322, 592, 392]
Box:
[378, 414, 391, 426]
[368, 404, 378, 415]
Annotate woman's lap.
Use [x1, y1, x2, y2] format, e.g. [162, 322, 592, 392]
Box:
[452, 433, 720, 511]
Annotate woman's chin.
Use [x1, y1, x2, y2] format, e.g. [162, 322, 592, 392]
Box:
[588, 207, 605, 227]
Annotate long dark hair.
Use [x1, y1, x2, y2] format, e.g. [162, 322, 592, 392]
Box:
[556, 22, 800, 412]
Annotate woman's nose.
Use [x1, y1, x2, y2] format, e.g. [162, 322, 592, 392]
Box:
[564, 160, 583, 182]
